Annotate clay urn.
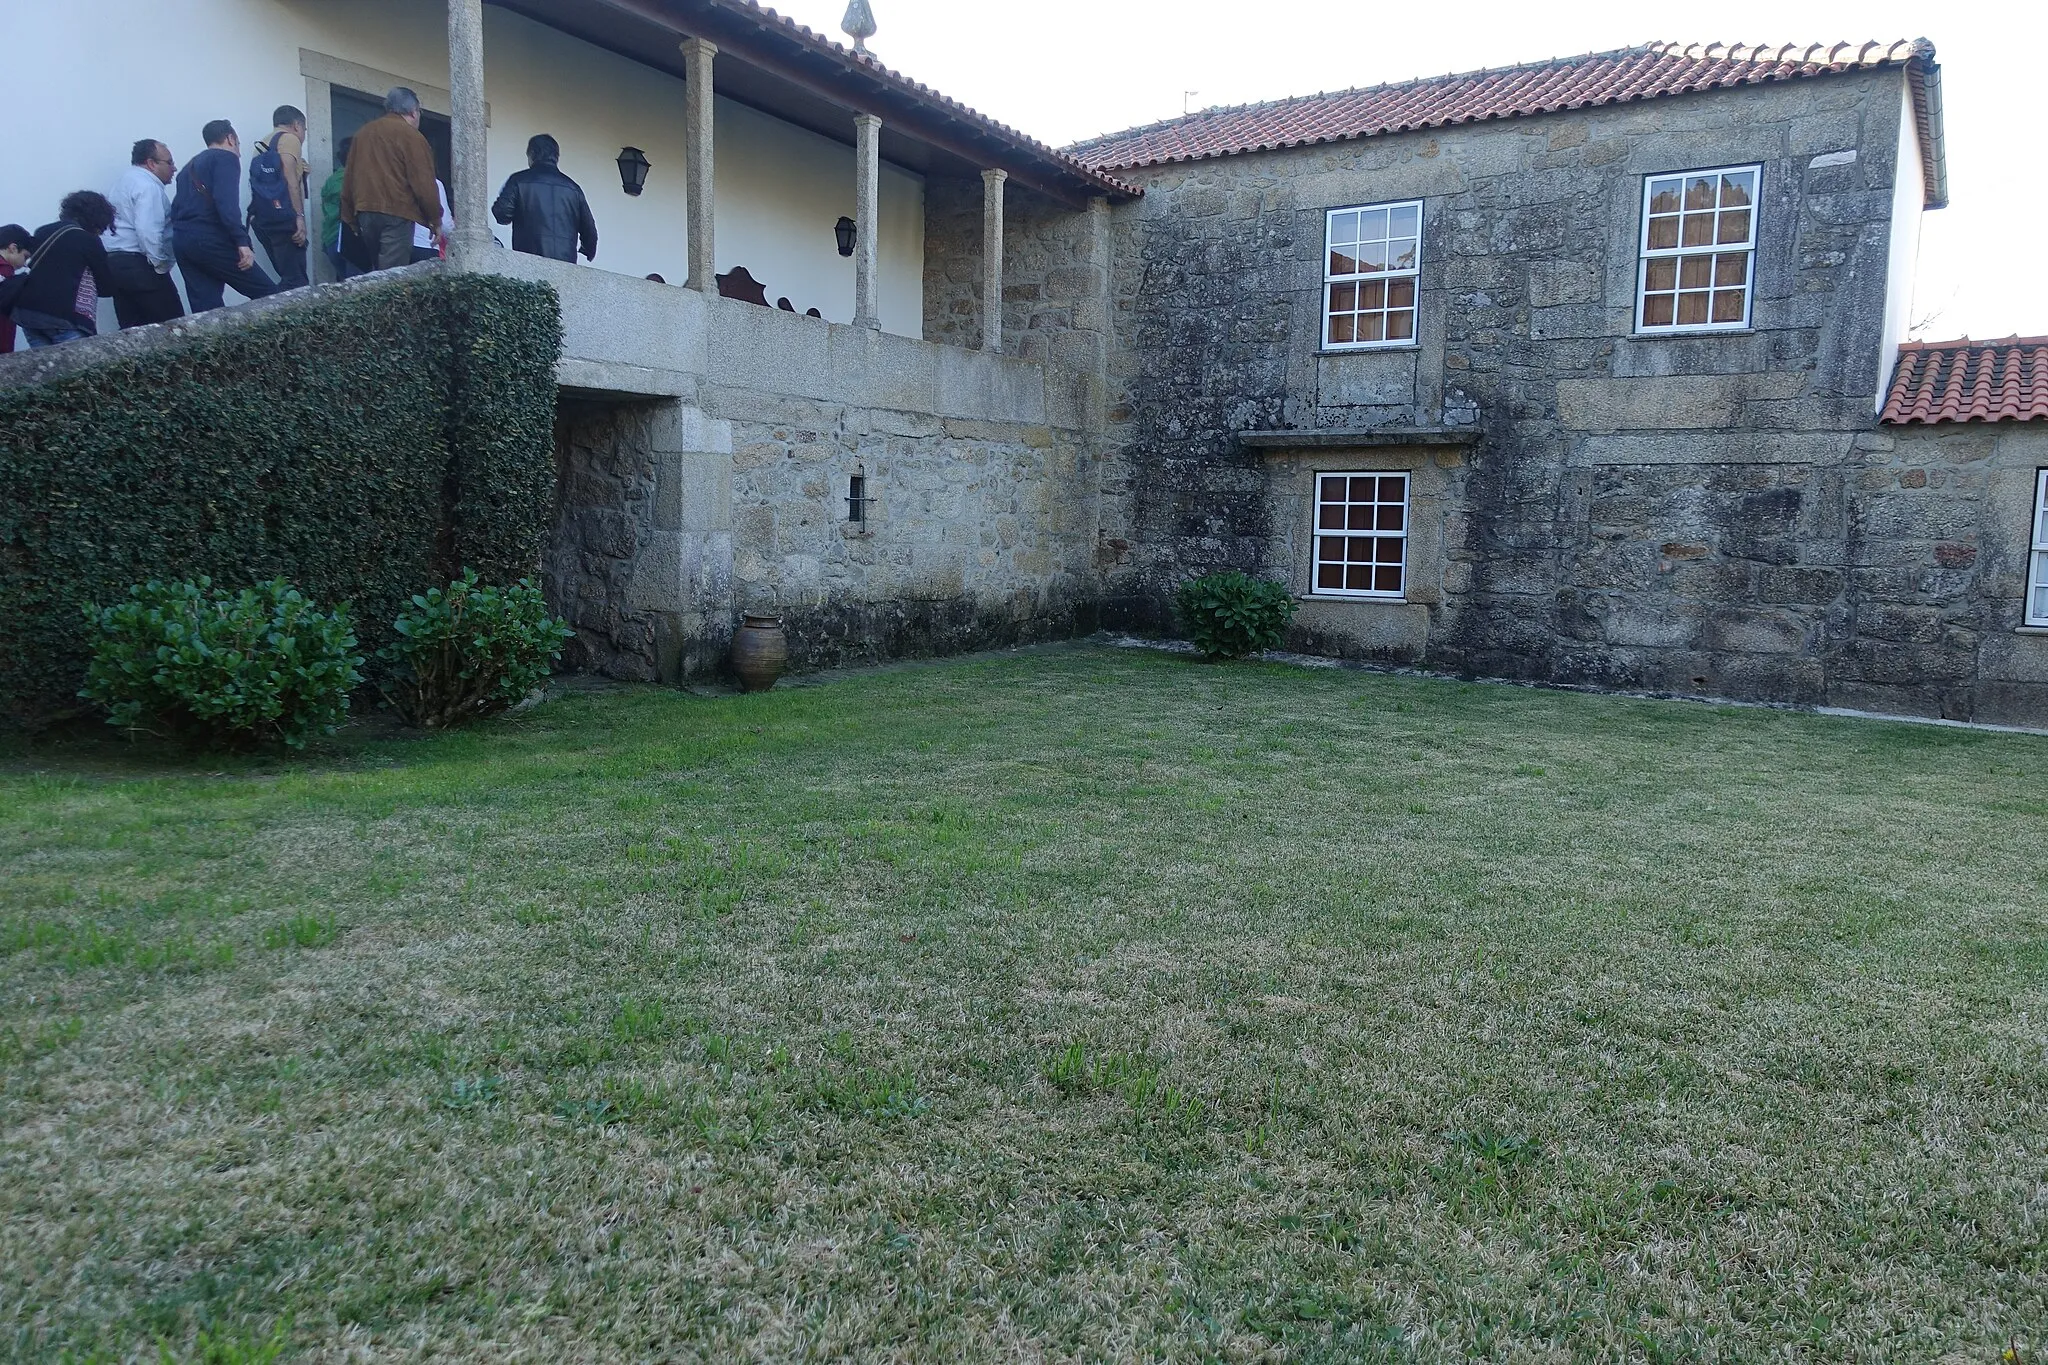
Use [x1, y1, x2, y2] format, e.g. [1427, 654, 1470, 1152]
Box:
[731, 613, 789, 692]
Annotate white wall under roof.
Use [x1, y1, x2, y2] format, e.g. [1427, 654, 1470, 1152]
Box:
[2, 0, 925, 338]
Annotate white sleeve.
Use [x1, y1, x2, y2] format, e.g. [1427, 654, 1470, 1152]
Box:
[438, 181, 454, 236]
[140, 185, 172, 270]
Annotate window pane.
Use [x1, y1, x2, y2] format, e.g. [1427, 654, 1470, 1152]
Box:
[1347, 565, 1372, 591]
[1349, 504, 1375, 530]
[1348, 537, 1374, 563]
[1378, 502, 1405, 531]
[1329, 210, 1359, 243]
[1649, 180, 1682, 213]
[1321, 476, 1348, 502]
[1387, 277, 1416, 307]
[1387, 309, 1415, 341]
[1360, 279, 1386, 309]
[1374, 537, 1401, 564]
[1319, 563, 1344, 591]
[1717, 209, 1751, 244]
[1330, 250, 1358, 276]
[1711, 288, 1746, 323]
[1389, 238, 1418, 270]
[1379, 476, 1406, 502]
[1350, 477, 1376, 501]
[1357, 207, 1389, 241]
[1319, 503, 1345, 530]
[1319, 534, 1346, 560]
[1645, 258, 1677, 291]
[1720, 172, 1754, 208]
[1355, 241, 1388, 273]
[1647, 216, 1680, 250]
[1679, 256, 1711, 288]
[1375, 565, 1403, 593]
[1642, 294, 1676, 326]
[1714, 252, 1748, 286]
[1685, 176, 1717, 210]
[1329, 313, 1355, 344]
[1677, 292, 1710, 325]
[1330, 282, 1357, 310]
[1681, 214, 1715, 247]
[1388, 203, 1420, 237]
[1359, 313, 1386, 342]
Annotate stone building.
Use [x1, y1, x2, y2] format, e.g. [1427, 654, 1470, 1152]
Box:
[1063, 40, 2046, 726]
[4, 10, 2044, 725]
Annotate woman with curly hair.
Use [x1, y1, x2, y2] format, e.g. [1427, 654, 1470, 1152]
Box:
[6, 190, 116, 347]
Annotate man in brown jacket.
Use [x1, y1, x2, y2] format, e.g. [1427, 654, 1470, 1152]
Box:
[340, 88, 441, 271]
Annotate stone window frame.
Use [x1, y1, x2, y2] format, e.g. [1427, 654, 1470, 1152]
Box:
[1634, 163, 1761, 335]
[1311, 470, 1411, 599]
[1322, 201, 1423, 352]
[2030, 468, 2048, 628]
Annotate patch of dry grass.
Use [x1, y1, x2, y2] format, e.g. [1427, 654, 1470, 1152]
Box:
[2, 645, 2045, 1362]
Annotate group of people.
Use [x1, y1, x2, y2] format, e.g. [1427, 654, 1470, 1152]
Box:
[1, 87, 601, 353]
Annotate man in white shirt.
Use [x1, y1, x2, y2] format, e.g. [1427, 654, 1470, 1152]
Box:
[105, 138, 184, 327]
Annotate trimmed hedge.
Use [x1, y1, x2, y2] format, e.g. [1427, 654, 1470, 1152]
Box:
[0, 271, 561, 727]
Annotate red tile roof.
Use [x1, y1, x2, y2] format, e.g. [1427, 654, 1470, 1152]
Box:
[1882, 338, 2048, 425]
[1069, 40, 1946, 208]
[691, 0, 1145, 200]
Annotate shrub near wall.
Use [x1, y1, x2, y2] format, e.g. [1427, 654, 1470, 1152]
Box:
[0, 271, 561, 727]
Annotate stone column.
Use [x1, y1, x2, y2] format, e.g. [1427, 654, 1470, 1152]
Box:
[681, 38, 718, 292]
[446, 0, 491, 268]
[853, 113, 882, 329]
[980, 168, 1008, 353]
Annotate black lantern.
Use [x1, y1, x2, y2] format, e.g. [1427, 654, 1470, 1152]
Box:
[617, 147, 651, 197]
[835, 215, 857, 257]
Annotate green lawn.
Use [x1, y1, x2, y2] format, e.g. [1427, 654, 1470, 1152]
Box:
[3, 645, 2045, 1362]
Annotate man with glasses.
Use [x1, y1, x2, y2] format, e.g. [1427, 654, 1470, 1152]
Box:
[105, 139, 185, 327]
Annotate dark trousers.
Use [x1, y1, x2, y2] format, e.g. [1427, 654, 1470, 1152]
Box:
[106, 252, 186, 328]
[256, 225, 309, 290]
[355, 212, 416, 271]
[175, 236, 280, 313]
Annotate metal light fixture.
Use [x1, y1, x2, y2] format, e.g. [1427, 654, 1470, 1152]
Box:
[835, 215, 857, 257]
[617, 146, 651, 196]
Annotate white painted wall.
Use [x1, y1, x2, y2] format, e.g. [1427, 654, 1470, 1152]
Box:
[1, 0, 924, 338]
[1877, 79, 1927, 412]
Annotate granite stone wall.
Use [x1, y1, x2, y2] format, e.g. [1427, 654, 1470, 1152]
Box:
[1095, 67, 2048, 722]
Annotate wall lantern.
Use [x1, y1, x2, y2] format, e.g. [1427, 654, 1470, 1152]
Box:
[617, 147, 651, 197]
[835, 215, 857, 257]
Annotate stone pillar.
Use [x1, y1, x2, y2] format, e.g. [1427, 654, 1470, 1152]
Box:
[681, 38, 718, 293]
[446, 0, 491, 268]
[853, 113, 882, 330]
[980, 168, 1008, 353]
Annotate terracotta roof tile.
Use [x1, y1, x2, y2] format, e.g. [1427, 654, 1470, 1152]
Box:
[1069, 40, 1945, 207]
[1882, 338, 2048, 426]
[702, 0, 1144, 199]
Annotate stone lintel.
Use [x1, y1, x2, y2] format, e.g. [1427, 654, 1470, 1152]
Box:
[1242, 428, 1482, 451]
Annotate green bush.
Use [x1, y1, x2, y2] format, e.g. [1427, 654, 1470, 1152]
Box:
[1175, 571, 1298, 659]
[0, 269, 562, 729]
[380, 572, 573, 729]
[80, 578, 363, 750]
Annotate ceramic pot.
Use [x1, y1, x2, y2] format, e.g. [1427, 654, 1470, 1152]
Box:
[731, 613, 789, 693]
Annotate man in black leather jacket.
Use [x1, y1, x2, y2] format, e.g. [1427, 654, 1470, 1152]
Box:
[491, 135, 598, 264]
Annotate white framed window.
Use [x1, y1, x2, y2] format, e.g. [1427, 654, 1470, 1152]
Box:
[1324, 201, 1421, 350]
[1314, 472, 1409, 598]
[2029, 469, 2048, 627]
[1636, 164, 1760, 333]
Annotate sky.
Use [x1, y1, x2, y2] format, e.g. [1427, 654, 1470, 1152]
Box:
[771, 0, 2047, 341]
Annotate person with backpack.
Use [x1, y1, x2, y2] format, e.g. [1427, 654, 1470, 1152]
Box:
[249, 105, 310, 290]
[1, 193, 116, 347]
[170, 120, 279, 313]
